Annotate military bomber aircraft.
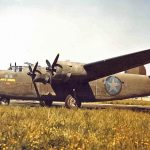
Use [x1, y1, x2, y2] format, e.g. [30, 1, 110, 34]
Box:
[0, 49, 150, 108]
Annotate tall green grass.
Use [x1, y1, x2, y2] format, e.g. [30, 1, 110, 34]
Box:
[0, 106, 150, 149]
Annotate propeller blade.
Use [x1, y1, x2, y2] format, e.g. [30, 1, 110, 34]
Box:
[45, 54, 60, 80]
[33, 62, 38, 73]
[28, 62, 38, 80]
[29, 65, 32, 73]
[55, 63, 62, 68]
[35, 70, 42, 74]
[46, 59, 52, 67]
[52, 54, 59, 68]
[49, 73, 52, 84]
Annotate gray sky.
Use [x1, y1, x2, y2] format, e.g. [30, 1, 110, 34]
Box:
[0, 0, 150, 72]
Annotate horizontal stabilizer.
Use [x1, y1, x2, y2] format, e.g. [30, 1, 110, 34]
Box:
[125, 65, 146, 75]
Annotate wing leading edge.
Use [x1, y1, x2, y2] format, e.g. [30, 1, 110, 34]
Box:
[84, 49, 150, 82]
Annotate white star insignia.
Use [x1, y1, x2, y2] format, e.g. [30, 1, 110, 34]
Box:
[105, 76, 122, 95]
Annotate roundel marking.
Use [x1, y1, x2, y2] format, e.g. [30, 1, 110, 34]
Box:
[104, 76, 122, 96]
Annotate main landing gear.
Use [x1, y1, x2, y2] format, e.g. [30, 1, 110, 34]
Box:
[65, 89, 81, 109]
[0, 97, 10, 106]
[40, 95, 53, 107]
[40, 89, 81, 109]
[65, 95, 81, 109]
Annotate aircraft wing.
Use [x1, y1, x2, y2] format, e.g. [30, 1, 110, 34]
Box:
[84, 49, 150, 82]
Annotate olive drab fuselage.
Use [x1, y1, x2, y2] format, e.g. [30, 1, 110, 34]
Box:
[1, 49, 150, 105]
[0, 62, 150, 102]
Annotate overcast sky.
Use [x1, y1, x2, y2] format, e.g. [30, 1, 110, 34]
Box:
[0, 0, 150, 73]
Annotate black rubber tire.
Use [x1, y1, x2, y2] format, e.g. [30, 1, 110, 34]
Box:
[65, 95, 81, 109]
[40, 96, 53, 107]
[44, 99, 53, 107]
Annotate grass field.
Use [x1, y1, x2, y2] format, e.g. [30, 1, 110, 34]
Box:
[98, 98, 150, 106]
[0, 105, 150, 150]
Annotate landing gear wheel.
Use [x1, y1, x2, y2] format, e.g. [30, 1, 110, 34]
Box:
[65, 95, 81, 109]
[0, 98, 10, 106]
[39, 100, 46, 107]
[44, 99, 53, 107]
[40, 96, 53, 107]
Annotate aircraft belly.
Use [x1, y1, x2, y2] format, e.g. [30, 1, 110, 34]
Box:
[95, 74, 150, 101]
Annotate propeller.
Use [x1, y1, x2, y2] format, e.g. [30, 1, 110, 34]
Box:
[27, 62, 38, 80]
[45, 54, 60, 84]
[46, 54, 59, 75]
[27, 62, 42, 102]
[28, 54, 61, 84]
